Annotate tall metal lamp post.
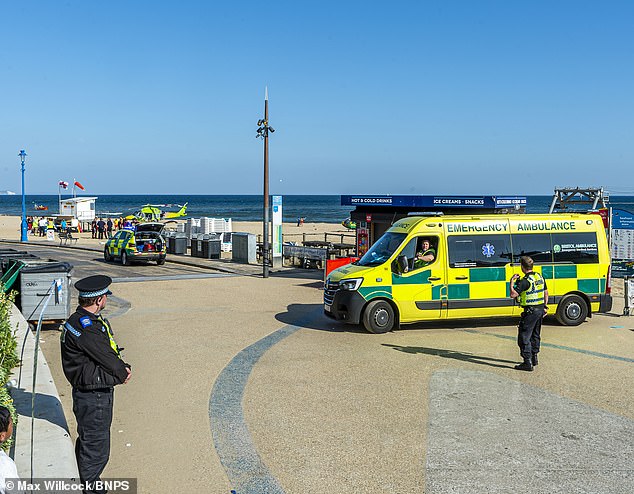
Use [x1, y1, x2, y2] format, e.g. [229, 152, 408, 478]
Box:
[256, 88, 275, 278]
[18, 150, 28, 242]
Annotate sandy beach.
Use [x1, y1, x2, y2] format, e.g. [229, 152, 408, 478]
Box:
[0, 215, 356, 248]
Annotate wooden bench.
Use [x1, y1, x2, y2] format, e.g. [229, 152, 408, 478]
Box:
[58, 231, 78, 245]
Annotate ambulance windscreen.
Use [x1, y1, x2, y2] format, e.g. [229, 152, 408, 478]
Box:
[356, 232, 407, 266]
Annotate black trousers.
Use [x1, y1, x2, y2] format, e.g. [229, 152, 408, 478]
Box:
[517, 306, 543, 360]
[72, 388, 114, 494]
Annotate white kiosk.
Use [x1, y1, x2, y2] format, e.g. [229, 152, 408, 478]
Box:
[58, 197, 97, 231]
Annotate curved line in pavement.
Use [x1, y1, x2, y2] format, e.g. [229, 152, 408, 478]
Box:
[209, 310, 321, 494]
[106, 294, 132, 319]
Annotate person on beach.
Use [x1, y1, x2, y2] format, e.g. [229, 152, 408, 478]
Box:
[39, 217, 48, 236]
[106, 218, 113, 238]
[96, 218, 106, 239]
[0, 406, 19, 493]
[510, 256, 548, 371]
[61, 275, 132, 494]
[91, 219, 97, 239]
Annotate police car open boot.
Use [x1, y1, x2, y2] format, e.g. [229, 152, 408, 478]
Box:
[514, 359, 533, 371]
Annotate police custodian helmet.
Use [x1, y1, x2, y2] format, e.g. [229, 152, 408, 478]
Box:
[75, 275, 113, 298]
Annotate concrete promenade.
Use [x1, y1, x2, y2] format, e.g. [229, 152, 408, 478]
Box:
[9, 238, 633, 493]
[9, 306, 78, 481]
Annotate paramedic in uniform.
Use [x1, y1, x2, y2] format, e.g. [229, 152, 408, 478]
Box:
[413, 239, 436, 269]
[510, 256, 548, 371]
[61, 275, 131, 493]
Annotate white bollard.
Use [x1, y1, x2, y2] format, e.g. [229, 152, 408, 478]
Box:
[624, 276, 634, 316]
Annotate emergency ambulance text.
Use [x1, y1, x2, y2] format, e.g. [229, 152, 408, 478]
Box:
[517, 221, 576, 231]
[447, 223, 507, 233]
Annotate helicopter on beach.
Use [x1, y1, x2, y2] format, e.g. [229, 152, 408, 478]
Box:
[124, 203, 188, 222]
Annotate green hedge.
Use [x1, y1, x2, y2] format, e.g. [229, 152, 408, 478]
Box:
[0, 286, 19, 450]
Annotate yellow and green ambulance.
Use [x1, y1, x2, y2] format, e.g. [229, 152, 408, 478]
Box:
[324, 213, 612, 333]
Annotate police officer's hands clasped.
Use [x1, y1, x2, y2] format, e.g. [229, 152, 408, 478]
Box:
[124, 367, 132, 384]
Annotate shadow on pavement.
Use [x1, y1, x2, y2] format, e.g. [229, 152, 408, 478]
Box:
[403, 315, 560, 331]
[383, 343, 517, 369]
[11, 387, 70, 432]
[275, 303, 367, 333]
[270, 269, 324, 281]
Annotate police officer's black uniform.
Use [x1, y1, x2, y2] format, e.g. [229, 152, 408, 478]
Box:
[61, 275, 130, 494]
[513, 271, 547, 371]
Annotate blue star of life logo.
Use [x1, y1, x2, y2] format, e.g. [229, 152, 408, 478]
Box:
[482, 243, 495, 258]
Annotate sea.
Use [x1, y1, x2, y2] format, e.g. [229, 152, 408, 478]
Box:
[1, 194, 633, 223]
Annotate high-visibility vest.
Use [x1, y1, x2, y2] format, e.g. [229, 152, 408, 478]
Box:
[414, 248, 436, 269]
[519, 272, 546, 306]
[98, 315, 122, 357]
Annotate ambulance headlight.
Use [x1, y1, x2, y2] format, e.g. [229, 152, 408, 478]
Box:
[340, 278, 363, 291]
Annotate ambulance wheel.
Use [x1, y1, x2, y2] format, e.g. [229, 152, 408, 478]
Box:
[556, 294, 588, 326]
[104, 247, 112, 262]
[121, 251, 130, 266]
[157, 257, 165, 265]
[363, 300, 395, 334]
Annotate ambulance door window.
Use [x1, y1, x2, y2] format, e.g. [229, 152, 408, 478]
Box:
[511, 234, 552, 264]
[389, 237, 415, 273]
[412, 236, 439, 270]
[552, 232, 598, 264]
[400, 238, 417, 270]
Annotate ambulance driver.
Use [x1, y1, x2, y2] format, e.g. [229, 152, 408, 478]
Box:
[413, 239, 436, 269]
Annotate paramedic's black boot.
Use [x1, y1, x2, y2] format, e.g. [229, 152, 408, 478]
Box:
[531, 354, 539, 366]
[514, 359, 533, 371]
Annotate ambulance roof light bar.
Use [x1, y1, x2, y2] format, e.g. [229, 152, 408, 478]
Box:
[406, 211, 444, 217]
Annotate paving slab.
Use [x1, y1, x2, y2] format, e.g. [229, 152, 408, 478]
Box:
[425, 368, 634, 493]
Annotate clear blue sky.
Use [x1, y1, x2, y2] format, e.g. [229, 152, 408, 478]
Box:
[1, 1, 633, 196]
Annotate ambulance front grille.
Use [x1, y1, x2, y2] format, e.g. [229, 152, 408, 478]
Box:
[324, 281, 340, 305]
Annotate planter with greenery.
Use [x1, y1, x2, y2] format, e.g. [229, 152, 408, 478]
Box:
[0, 286, 20, 450]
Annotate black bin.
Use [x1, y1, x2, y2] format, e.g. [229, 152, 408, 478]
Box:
[191, 238, 200, 257]
[173, 236, 187, 255]
[202, 239, 221, 259]
[0, 253, 39, 274]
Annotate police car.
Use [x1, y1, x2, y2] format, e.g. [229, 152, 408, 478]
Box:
[104, 223, 167, 266]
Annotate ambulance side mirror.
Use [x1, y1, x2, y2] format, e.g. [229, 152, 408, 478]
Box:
[394, 255, 408, 274]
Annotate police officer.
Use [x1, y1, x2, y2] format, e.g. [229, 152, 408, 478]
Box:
[510, 256, 549, 371]
[61, 275, 131, 493]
